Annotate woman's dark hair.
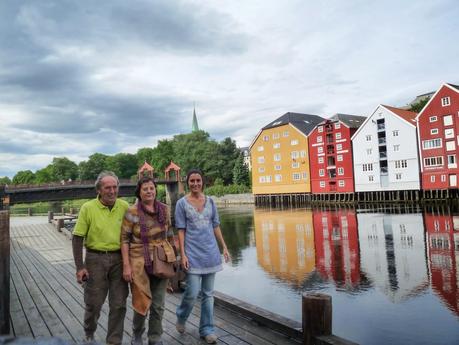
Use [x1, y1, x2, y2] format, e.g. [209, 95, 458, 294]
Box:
[186, 169, 205, 190]
[135, 176, 157, 200]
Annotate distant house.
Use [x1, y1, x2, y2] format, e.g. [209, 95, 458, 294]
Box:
[309, 114, 366, 193]
[352, 105, 420, 192]
[239, 146, 251, 171]
[250, 112, 324, 195]
[416, 83, 459, 190]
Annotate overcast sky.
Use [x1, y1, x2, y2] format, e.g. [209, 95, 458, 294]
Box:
[1, 0, 458, 178]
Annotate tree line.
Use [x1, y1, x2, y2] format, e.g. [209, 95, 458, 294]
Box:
[1, 130, 250, 187]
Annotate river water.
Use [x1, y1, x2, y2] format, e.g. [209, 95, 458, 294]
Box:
[215, 205, 459, 345]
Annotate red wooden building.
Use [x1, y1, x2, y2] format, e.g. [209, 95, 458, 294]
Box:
[416, 83, 459, 190]
[312, 208, 361, 288]
[424, 210, 459, 317]
[309, 114, 365, 193]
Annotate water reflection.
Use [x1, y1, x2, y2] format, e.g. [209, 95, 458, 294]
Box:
[358, 211, 428, 302]
[217, 204, 459, 345]
[425, 208, 459, 316]
[312, 208, 362, 290]
[253, 208, 315, 286]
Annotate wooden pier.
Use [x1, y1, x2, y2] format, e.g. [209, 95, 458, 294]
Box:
[6, 217, 302, 344]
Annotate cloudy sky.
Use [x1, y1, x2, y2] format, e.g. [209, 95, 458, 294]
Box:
[1, 0, 458, 178]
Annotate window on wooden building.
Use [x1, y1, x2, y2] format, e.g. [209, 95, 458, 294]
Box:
[424, 156, 443, 167]
[429, 116, 437, 122]
[441, 97, 451, 107]
[431, 128, 438, 135]
[422, 138, 442, 149]
[445, 128, 454, 139]
[443, 115, 453, 126]
[292, 173, 301, 180]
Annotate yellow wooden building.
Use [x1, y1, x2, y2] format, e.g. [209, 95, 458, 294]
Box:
[250, 112, 324, 195]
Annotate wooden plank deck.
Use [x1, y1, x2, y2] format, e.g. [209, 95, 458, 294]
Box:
[8, 218, 301, 345]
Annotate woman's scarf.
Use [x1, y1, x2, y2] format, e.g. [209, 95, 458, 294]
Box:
[137, 200, 166, 275]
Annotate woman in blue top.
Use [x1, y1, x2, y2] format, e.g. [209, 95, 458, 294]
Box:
[175, 169, 230, 344]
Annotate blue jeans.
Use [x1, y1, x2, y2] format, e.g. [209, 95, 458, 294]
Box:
[176, 273, 216, 337]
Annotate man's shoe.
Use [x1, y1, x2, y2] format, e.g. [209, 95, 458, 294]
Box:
[148, 340, 163, 345]
[175, 321, 186, 334]
[131, 335, 143, 345]
[83, 335, 95, 344]
[203, 334, 218, 344]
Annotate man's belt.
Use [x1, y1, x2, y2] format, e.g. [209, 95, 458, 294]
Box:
[86, 248, 121, 254]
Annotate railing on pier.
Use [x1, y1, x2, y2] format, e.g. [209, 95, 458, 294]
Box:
[0, 210, 9, 335]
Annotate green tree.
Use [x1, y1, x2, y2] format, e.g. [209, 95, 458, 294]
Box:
[136, 147, 155, 167]
[12, 170, 35, 185]
[0, 176, 11, 185]
[52, 157, 78, 181]
[216, 137, 240, 184]
[172, 130, 221, 183]
[106, 153, 138, 179]
[232, 153, 250, 186]
[79, 153, 109, 180]
[34, 165, 55, 183]
[151, 139, 175, 174]
[409, 97, 430, 113]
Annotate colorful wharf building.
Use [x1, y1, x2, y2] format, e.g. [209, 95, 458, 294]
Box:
[309, 114, 366, 194]
[416, 83, 459, 192]
[250, 112, 324, 197]
[352, 105, 420, 194]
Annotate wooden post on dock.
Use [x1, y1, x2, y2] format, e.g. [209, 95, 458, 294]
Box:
[56, 218, 64, 232]
[302, 293, 332, 345]
[28, 207, 32, 216]
[0, 210, 10, 334]
[48, 211, 54, 223]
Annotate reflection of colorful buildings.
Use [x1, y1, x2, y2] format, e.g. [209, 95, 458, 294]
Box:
[254, 209, 315, 284]
[424, 210, 459, 316]
[312, 208, 360, 288]
[358, 213, 428, 302]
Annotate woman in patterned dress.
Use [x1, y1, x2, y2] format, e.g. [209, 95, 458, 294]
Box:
[121, 176, 176, 345]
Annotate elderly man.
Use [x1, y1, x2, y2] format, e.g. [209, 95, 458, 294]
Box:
[72, 171, 129, 345]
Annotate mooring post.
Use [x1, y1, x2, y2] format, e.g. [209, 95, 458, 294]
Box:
[0, 210, 10, 335]
[28, 207, 32, 216]
[48, 211, 54, 223]
[302, 293, 332, 345]
[56, 218, 64, 232]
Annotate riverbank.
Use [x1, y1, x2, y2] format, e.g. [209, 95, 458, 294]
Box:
[210, 193, 254, 205]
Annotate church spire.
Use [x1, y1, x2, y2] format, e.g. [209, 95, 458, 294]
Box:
[192, 104, 199, 132]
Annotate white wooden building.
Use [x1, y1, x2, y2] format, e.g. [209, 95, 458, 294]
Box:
[351, 105, 420, 192]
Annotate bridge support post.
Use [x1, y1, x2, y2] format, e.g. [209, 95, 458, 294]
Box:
[0, 210, 10, 335]
[165, 181, 183, 227]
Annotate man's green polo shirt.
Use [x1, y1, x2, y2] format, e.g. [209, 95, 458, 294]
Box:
[73, 197, 129, 251]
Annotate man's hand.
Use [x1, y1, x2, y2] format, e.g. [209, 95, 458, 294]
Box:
[76, 268, 89, 284]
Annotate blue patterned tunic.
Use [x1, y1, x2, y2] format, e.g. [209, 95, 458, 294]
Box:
[174, 196, 222, 274]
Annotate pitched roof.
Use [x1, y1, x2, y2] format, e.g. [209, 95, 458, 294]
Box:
[262, 112, 325, 136]
[446, 83, 459, 92]
[138, 161, 154, 172]
[383, 105, 417, 125]
[327, 113, 367, 128]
